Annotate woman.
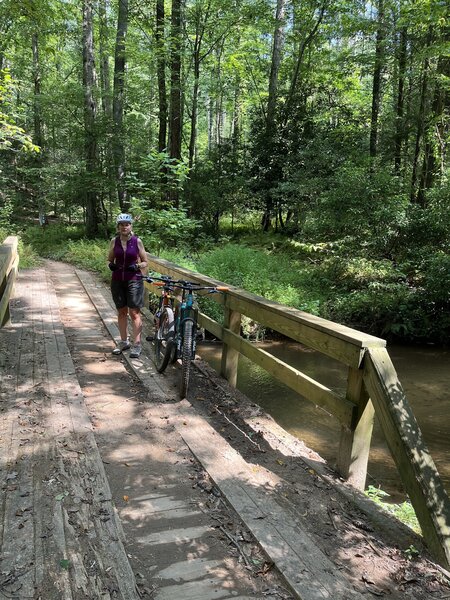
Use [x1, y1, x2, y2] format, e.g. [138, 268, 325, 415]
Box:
[108, 213, 148, 358]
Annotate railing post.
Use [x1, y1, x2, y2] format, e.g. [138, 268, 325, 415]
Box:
[336, 365, 374, 490]
[220, 305, 241, 388]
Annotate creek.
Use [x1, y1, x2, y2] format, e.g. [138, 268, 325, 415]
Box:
[198, 340, 450, 502]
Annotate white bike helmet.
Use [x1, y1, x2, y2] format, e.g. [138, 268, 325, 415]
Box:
[116, 213, 133, 224]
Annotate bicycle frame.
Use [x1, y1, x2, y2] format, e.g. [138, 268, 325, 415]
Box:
[174, 285, 198, 362]
[146, 273, 228, 397]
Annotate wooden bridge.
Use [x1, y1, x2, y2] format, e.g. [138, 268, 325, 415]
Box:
[1, 235, 450, 600]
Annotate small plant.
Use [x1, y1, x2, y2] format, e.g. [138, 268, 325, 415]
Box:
[365, 486, 421, 534]
[403, 545, 420, 560]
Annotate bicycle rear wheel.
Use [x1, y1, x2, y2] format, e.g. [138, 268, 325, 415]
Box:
[154, 307, 175, 373]
[179, 319, 194, 398]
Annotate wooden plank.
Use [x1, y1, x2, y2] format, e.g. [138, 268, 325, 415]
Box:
[199, 313, 355, 427]
[173, 401, 366, 600]
[145, 254, 386, 368]
[0, 255, 19, 326]
[363, 347, 450, 568]
[0, 269, 141, 599]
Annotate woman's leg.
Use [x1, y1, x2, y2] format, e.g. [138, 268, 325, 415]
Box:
[129, 308, 142, 345]
[118, 306, 129, 341]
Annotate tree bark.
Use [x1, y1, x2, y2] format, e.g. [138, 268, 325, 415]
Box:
[99, 0, 114, 214]
[369, 0, 385, 158]
[394, 27, 407, 173]
[113, 0, 129, 211]
[417, 51, 450, 205]
[283, 1, 326, 126]
[156, 0, 168, 153]
[82, 0, 100, 237]
[168, 0, 182, 206]
[410, 28, 432, 203]
[99, 0, 112, 117]
[266, 0, 286, 135]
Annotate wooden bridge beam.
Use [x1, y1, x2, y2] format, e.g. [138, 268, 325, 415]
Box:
[337, 366, 374, 490]
[364, 347, 450, 568]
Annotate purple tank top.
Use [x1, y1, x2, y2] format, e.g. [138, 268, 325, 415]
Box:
[112, 235, 141, 281]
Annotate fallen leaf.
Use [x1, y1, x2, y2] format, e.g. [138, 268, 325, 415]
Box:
[123, 495, 129, 502]
[59, 559, 70, 570]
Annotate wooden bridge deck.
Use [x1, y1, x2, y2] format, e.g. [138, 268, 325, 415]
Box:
[0, 262, 444, 600]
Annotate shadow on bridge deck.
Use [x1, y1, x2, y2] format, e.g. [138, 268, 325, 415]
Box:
[0, 261, 446, 600]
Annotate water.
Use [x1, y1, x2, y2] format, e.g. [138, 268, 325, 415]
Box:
[197, 340, 450, 501]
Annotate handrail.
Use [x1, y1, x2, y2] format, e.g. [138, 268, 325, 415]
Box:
[0, 236, 19, 327]
[144, 253, 450, 568]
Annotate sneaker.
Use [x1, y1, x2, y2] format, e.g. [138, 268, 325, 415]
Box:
[112, 340, 131, 355]
[129, 344, 142, 358]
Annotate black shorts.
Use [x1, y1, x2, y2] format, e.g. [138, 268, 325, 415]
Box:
[111, 279, 144, 310]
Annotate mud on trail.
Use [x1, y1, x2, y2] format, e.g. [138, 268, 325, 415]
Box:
[51, 260, 450, 599]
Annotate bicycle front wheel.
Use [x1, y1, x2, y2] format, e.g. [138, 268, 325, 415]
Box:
[154, 307, 175, 373]
[179, 319, 194, 398]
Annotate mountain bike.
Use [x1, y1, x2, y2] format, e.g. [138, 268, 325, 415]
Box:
[145, 274, 228, 398]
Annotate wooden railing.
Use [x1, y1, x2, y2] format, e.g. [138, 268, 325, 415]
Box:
[144, 253, 450, 569]
[0, 236, 19, 327]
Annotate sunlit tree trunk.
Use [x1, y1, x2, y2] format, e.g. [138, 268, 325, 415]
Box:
[394, 27, 407, 173]
[32, 31, 45, 218]
[266, 0, 286, 135]
[156, 0, 167, 152]
[417, 49, 450, 206]
[113, 0, 128, 210]
[369, 0, 385, 158]
[263, 0, 287, 232]
[82, 0, 100, 237]
[168, 0, 182, 206]
[99, 0, 114, 214]
[410, 28, 432, 203]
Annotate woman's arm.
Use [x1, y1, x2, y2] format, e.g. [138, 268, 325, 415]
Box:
[137, 238, 148, 270]
[107, 239, 115, 263]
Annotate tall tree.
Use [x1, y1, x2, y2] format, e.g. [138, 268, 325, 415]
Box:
[82, 0, 100, 236]
[369, 0, 385, 158]
[394, 26, 408, 173]
[168, 0, 182, 206]
[113, 0, 129, 210]
[156, 0, 168, 153]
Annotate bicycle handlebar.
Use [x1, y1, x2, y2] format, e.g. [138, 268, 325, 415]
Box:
[144, 274, 228, 294]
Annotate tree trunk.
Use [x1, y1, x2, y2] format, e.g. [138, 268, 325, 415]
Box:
[188, 42, 201, 171]
[394, 27, 407, 173]
[369, 0, 385, 158]
[32, 31, 44, 218]
[32, 33, 43, 150]
[283, 1, 326, 126]
[410, 28, 432, 203]
[99, 0, 114, 215]
[169, 0, 182, 206]
[82, 0, 100, 237]
[156, 0, 168, 153]
[266, 0, 286, 135]
[99, 0, 112, 116]
[417, 51, 450, 205]
[113, 0, 128, 211]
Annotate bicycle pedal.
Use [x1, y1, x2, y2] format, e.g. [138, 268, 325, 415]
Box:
[146, 335, 155, 342]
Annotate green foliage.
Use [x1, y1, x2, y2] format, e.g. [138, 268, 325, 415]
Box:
[21, 225, 86, 259]
[128, 152, 189, 208]
[0, 70, 40, 154]
[131, 201, 202, 255]
[365, 486, 420, 535]
[63, 239, 111, 281]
